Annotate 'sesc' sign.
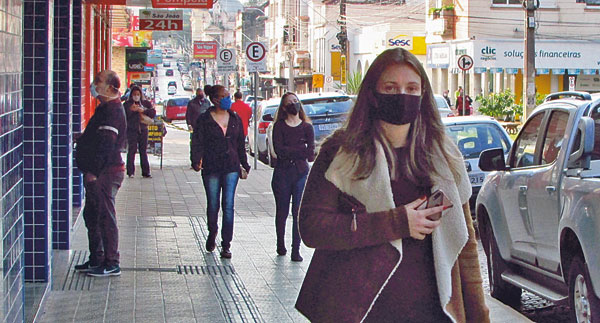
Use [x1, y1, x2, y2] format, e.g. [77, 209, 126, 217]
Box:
[151, 0, 214, 9]
[140, 10, 183, 31]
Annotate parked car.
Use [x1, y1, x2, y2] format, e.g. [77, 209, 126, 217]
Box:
[167, 81, 177, 89]
[166, 69, 174, 76]
[442, 116, 512, 210]
[163, 61, 171, 68]
[476, 91, 600, 320]
[167, 85, 177, 95]
[248, 98, 280, 161]
[244, 95, 264, 110]
[265, 92, 354, 167]
[162, 96, 190, 122]
[183, 80, 193, 91]
[434, 94, 453, 117]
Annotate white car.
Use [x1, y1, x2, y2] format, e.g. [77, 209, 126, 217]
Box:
[434, 94, 453, 117]
[248, 98, 280, 161]
[167, 85, 177, 95]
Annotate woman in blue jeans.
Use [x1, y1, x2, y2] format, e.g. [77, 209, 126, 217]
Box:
[271, 92, 315, 261]
[191, 84, 250, 259]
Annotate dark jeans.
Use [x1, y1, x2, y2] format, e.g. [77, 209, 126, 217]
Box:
[83, 168, 124, 266]
[271, 166, 308, 250]
[202, 171, 239, 250]
[127, 130, 150, 176]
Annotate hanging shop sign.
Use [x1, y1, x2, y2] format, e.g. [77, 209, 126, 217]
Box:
[139, 10, 183, 31]
[126, 48, 148, 72]
[147, 49, 163, 64]
[193, 41, 218, 60]
[151, 0, 214, 9]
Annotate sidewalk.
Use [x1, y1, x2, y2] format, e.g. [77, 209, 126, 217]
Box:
[35, 125, 532, 322]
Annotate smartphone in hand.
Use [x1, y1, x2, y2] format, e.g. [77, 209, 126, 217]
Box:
[418, 189, 453, 220]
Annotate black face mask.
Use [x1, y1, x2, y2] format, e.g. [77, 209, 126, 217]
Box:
[197, 94, 204, 100]
[370, 93, 422, 125]
[286, 102, 301, 115]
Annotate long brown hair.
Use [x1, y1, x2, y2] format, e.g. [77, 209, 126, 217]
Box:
[327, 48, 462, 183]
[274, 92, 311, 124]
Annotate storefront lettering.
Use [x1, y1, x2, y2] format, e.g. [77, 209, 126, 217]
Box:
[504, 50, 524, 58]
[481, 46, 497, 61]
[503, 50, 581, 59]
[388, 38, 411, 47]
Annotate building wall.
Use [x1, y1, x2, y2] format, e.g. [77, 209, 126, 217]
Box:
[72, 0, 84, 207]
[112, 46, 126, 89]
[0, 0, 24, 320]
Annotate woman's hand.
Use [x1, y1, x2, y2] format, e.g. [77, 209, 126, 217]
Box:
[192, 160, 202, 172]
[404, 197, 446, 240]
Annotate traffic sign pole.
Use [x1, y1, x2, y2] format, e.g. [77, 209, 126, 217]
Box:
[253, 71, 258, 170]
[457, 54, 473, 116]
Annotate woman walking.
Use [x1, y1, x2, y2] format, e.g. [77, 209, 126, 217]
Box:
[295, 48, 489, 322]
[191, 84, 250, 259]
[124, 85, 155, 178]
[271, 93, 315, 262]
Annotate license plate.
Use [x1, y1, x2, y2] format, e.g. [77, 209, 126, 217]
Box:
[318, 123, 341, 131]
[177, 113, 185, 117]
[469, 173, 485, 185]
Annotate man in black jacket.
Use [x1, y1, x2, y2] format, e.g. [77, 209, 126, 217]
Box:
[186, 88, 210, 132]
[74, 70, 127, 277]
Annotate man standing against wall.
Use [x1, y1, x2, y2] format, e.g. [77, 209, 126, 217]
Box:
[74, 70, 127, 277]
[231, 91, 252, 138]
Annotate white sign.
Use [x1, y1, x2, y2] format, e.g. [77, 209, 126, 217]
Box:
[217, 48, 236, 74]
[569, 76, 576, 91]
[325, 75, 334, 84]
[576, 75, 600, 92]
[427, 46, 450, 68]
[458, 55, 474, 71]
[385, 33, 413, 50]
[245, 42, 267, 72]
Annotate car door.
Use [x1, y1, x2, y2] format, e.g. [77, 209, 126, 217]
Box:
[496, 112, 546, 264]
[527, 109, 571, 272]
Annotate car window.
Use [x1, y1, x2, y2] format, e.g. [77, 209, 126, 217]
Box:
[262, 107, 278, 120]
[588, 105, 600, 160]
[541, 111, 569, 165]
[167, 98, 189, 106]
[302, 97, 352, 115]
[511, 113, 545, 168]
[435, 96, 449, 109]
[446, 123, 510, 159]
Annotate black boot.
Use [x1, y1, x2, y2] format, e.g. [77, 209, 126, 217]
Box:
[291, 249, 303, 262]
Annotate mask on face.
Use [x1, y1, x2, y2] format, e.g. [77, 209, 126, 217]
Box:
[219, 96, 232, 110]
[90, 83, 99, 98]
[370, 93, 422, 125]
[285, 102, 300, 115]
[132, 95, 141, 102]
[197, 94, 204, 100]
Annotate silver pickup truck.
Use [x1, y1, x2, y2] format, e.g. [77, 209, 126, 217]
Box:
[476, 91, 600, 323]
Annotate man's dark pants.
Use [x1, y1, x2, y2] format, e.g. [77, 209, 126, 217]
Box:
[83, 168, 124, 266]
[127, 130, 150, 177]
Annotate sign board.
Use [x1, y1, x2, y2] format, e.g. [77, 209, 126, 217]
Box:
[126, 48, 148, 72]
[569, 76, 576, 91]
[458, 55, 474, 71]
[151, 0, 214, 9]
[127, 72, 152, 85]
[147, 123, 164, 156]
[325, 75, 334, 85]
[193, 41, 218, 60]
[385, 33, 413, 50]
[217, 48, 237, 73]
[576, 75, 600, 92]
[147, 49, 163, 64]
[139, 10, 183, 31]
[245, 42, 267, 73]
[312, 74, 324, 88]
[340, 55, 347, 85]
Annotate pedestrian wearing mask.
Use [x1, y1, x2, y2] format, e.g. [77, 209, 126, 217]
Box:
[271, 92, 315, 262]
[74, 70, 127, 277]
[295, 48, 489, 322]
[191, 84, 251, 259]
[124, 86, 156, 178]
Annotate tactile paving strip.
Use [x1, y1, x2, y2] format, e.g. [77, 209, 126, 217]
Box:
[57, 250, 94, 291]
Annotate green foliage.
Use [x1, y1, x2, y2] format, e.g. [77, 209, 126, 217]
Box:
[346, 70, 363, 95]
[476, 90, 522, 120]
[536, 92, 545, 106]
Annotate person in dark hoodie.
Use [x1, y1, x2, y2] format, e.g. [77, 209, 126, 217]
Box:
[123, 85, 156, 178]
[191, 84, 251, 259]
[74, 70, 127, 277]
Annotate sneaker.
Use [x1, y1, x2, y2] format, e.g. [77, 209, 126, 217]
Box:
[87, 265, 121, 277]
[74, 261, 100, 272]
[220, 249, 232, 259]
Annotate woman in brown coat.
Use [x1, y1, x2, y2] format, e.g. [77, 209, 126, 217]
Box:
[295, 48, 490, 322]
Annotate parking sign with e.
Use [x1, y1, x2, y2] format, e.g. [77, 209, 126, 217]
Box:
[246, 42, 267, 72]
[217, 48, 236, 73]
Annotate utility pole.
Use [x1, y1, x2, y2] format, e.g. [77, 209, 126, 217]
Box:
[523, 0, 537, 120]
[338, 0, 348, 89]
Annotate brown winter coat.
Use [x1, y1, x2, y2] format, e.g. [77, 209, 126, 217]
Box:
[295, 138, 490, 323]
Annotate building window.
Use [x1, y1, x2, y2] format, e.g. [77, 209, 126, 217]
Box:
[492, 0, 521, 5]
[576, 0, 600, 5]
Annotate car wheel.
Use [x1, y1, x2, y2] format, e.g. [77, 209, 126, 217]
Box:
[481, 213, 522, 307]
[569, 255, 600, 323]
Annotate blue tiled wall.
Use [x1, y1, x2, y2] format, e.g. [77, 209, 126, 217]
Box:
[1, 0, 25, 321]
[23, 0, 54, 282]
[72, 0, 83, 208]
[52, 0, 72, 250]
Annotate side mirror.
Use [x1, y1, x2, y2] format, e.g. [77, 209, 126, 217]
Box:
[263, 114, 274, 122]
[568, 116, 595, 169]
[479, 148, 506, 171]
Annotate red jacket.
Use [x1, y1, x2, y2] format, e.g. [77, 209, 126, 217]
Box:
[231, 100, 252, 136]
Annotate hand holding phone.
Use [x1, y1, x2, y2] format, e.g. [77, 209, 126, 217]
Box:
[418, 189, 453, 220]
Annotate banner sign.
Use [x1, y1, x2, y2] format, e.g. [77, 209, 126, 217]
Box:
[193, 41, 218, 59]
[126, 48, 148, 72]
[151, 0, 214, 9]
[147, 123, 165, 156]
[140, 10, 183, 31]
[127, 72, 152, 85]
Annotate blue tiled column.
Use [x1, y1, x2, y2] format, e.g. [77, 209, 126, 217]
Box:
[23, 0, 54, 282]
[72, 0, 83, 207]
[1, 1, 25, 321]
[52, 0, 73, 250]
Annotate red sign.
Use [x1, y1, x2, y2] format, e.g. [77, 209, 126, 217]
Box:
[139, 10, 183, 31]
[151, 0, 214, 9]
[193, 41, 218, 60]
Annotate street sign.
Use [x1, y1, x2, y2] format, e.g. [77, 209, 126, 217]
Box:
[458, 55, 474, 71]
[151, 0, 214, 9]
[139, 10, 183, 31]
[340, 55, 347, 85]
[312, 74, 324, 88]
[147, 49, 163, 64]
[325, 75, 334, 85]
[246, 42, 267, 72]
[217, 48, 237, 74]
[193, 41, 218, 60]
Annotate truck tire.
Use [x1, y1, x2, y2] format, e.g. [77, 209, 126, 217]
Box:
[482, 216, 522, 307]
[569, 256, 600, 323]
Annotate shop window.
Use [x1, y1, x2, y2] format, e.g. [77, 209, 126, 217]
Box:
[492, 0, 521, 5]
[576, 0, 600, 5]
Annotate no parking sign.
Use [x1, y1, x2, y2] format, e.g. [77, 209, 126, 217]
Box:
[217, 48, 236, 74]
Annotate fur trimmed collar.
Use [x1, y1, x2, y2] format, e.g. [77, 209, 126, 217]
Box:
[324, 139, 472, 323]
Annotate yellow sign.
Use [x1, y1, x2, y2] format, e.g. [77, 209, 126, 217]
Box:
[331, 52, 341, 81]
[341, 55, 347, 85]
[312, 74, 324, 88]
